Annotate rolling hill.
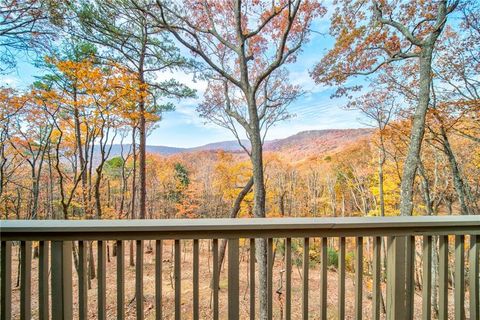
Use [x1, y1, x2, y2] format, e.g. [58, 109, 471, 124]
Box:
[103, 128, 373, 161]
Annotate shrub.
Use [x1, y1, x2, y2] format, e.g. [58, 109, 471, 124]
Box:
[327, 247, 338, 268]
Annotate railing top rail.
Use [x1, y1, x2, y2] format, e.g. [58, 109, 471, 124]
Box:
[1, 216, 479, 240]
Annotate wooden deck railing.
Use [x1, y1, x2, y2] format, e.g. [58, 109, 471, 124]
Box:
[1, 216, 479, 320]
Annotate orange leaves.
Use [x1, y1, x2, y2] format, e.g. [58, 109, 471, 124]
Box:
[43, 55, 153, 128]
[311, 0, 454, 91]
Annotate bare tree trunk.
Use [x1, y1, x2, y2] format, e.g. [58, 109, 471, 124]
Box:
[400, 46, 434, 216]
[130, 127, 137, 267]
[88, 242, 96, 282]
[378, 135, 386, 217]
[139, 96, 146, 220]
[440, 128, 470, 215]
[94, 167, 103, 218]
[432, 236, 439, 317]
[138, 35, 147, 220]
[215, 177, 253, 284]
[418, 162, 433, 215]
[250, 127, 268, 319]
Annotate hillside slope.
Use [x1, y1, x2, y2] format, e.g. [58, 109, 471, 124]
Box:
[104, 128, 373, 160]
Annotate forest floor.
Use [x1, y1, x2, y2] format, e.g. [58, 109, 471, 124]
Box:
[9, 239, 469, 319]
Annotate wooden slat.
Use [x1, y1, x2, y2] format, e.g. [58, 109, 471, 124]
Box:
[405, 236, 415, 320]
[454, 235, 465, 320]
[422, 236, 432, 320]
[355, 237, 363, 320]
[117, 241, 125, 320]
[51, 241, 73, 320]
[63, 242, 73, 319]
[268, 238, 273, 320]
[212, 239, 218, 320]
[98, 241, 106, 320]
[469, 235, 480, 320]
[372, 237, 381, 320]
[228, 238, 240, 320]
[386, 236, 406, 320]
[438, 235, 448, 320]
[20, 241, 32, 320]
[136, 240, 144, 320]
[470, 235, 479, 320]
[285, 238, 291, 320]
[78, 241, 88, 320]
[193, 239, 199, 320]
[250, 238, 255, 320]
[155, 240, 163, 320]
[338, 237, 345, 320]
[303, 237, 309, 320]
[175, 239, 182, 320]
[38, 241, 49, 320]
[320, 237, 327, 320]
[1, 241, 12, 320]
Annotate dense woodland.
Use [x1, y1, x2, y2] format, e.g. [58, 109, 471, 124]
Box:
[1, 0, 479, 318]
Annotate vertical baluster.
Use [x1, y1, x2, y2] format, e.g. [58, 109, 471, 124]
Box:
[386, 236, 405, 320]
[136, 240, 144, 320]
[51, 241, 73, 320]
[267, 238, 273, 320]
[320, 237, 327, 320]
[355, 237, 363, 320]
[78, 241, 88, 320]
[422, 236, 432, 320]
[155, 240, 163, 320]
[20, 241, 31, 320]
[454, 235, 465, 320]
[228, 238, 240, 320]
[250, 238, 255, 320]
[405, 236, 415, 320]
[470, 235, 479, 320]
[1, 241, 12, 320]
[38, 241, 49, 320]
[212, 239, 218, 320]
[98, 241, 106, 320]
[285, 238, 291, 320]
[193, 239, 199, 320]
[175, 239, 182, 320]
[117, 240, 125, 320]
[303, 238, 309, 320]
[372, 237, 381, 320]
[338, 237, 345, 320]
[438, 235, 448, 320]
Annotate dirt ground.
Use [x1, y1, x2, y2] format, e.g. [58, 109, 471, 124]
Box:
[8, 239, 472, 319]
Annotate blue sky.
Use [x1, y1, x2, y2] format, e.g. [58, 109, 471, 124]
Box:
[1, 19, 366, 148]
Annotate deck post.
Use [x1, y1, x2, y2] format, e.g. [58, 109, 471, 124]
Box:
[228, 238, 240, 320]
[51, 241, 73, 320]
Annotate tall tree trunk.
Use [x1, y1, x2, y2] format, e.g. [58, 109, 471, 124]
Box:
[130, 127, 137, 267]
[138, 31, 147, 220]
[139, 92, 146, 220]
[432, 236, 439, 317]
[418, 162, 433, 215]
[31, 166, 39, 219]
[94, 167, 103, 218]
[250, 125, 268, 319]
[73, 94, 88, 218]
[215, 177, 253, 287]
[400, 46, 434, 216]
[378, 135, 386, 217]
[440, 127, 470, 215]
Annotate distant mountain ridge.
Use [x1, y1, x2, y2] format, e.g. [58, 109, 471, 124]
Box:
[104, 128, 373, 159]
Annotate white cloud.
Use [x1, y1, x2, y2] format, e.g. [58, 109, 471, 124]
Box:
[0, 76, 19, 88]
